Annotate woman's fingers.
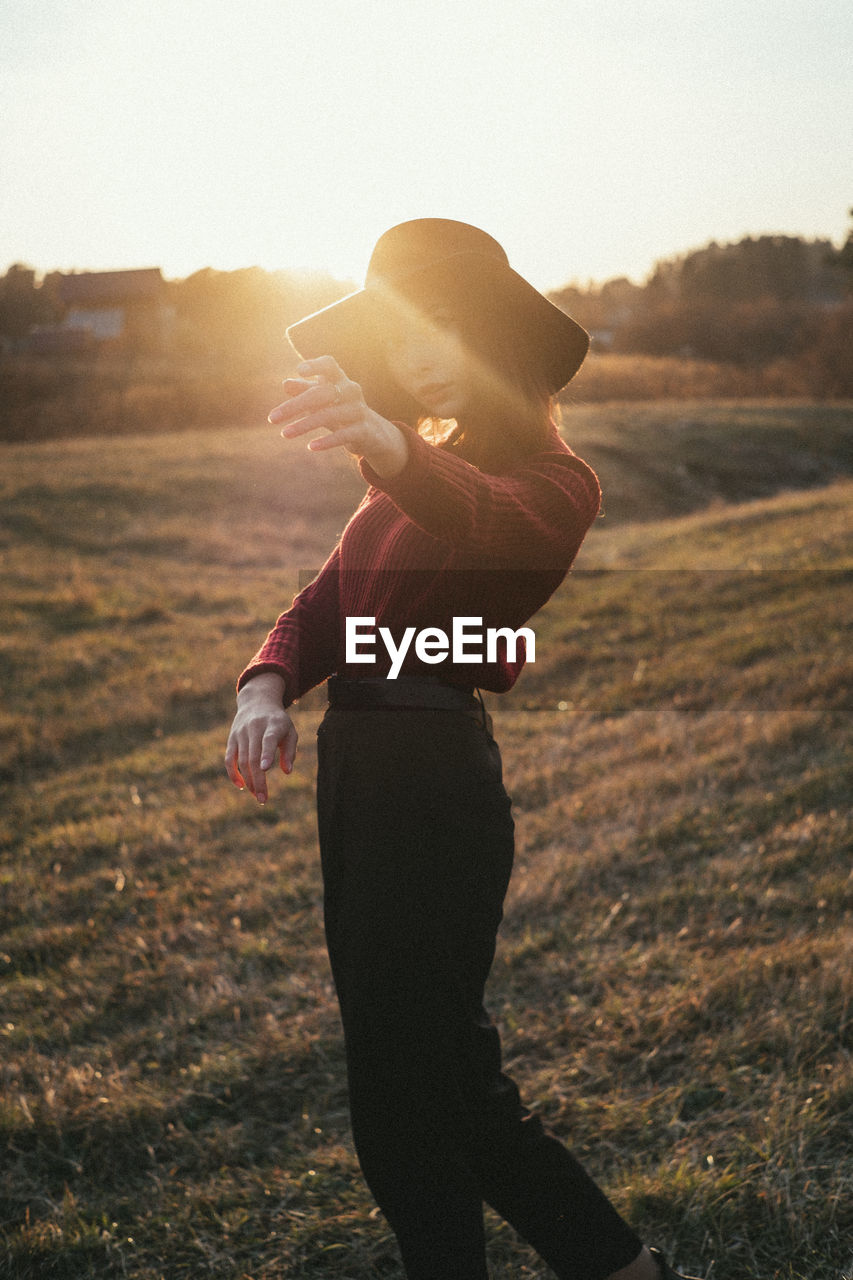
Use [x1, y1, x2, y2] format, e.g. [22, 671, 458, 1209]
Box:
[306, 422, 369, 452]
[297, 355, 345, 383]
[268, 356, 365, 438]
[225, 710, 298, 804]
[269, 378, 345, 425]
[224, 739, 245, 790]
[277, 719, 299, 774]
[243, 729, 266, 800]
[266, 355, 379, 460]
[225, 723, 253, 791]
[250, 721, 299, 803]
[281, 377, 315, 396]
[280, 401, 362, 439]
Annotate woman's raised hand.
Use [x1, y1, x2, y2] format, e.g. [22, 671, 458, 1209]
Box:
[225, 673, 297, 805]
[268, 356, 408, 478]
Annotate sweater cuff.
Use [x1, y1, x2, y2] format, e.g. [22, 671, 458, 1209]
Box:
[359, 424, 481, 523]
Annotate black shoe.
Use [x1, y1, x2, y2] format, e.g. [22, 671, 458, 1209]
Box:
[649, 1246, 705, 1280]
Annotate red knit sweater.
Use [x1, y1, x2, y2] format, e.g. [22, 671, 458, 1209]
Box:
[237, 421, 601, 706]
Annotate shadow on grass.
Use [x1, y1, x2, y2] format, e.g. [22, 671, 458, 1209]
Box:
[0, 690, 234, 785]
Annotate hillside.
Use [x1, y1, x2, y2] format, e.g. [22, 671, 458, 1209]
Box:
[564, 400, 853, 523]
[0, 411, 851, 1279]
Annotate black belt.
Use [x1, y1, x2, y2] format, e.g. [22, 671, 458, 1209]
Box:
[327, 675, 492, 732]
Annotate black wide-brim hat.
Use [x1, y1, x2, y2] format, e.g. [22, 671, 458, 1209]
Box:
[286, 219, 589, 421]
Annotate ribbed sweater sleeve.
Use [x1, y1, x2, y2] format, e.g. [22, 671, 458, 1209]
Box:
[359, 423, 601, 568]
[236, 544, 342, 706]
[237, 421, 602, 702]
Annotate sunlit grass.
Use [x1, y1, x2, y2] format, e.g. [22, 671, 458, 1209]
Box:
[1, 409, 851, 1278]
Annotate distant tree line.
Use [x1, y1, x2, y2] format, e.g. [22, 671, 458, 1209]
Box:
[551, 228, 851, 367]
[0, 263, 353, 370]
[1, 216, 851, 438]
[0, 264, 60, 337]
[165, 266, 352, 371]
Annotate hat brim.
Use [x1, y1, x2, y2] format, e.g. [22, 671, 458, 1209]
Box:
[285, 251, 589, 421]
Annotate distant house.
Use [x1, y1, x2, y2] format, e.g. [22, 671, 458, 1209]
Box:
[54, 268, 174, 348]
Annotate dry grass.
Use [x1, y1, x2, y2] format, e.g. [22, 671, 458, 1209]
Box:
[569, 354, 758, 402]
[1, 407, 851, 1278]
[3, 349, 850, 446]
[566, 353, 838, 403]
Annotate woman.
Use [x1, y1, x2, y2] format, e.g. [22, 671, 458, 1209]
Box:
[225, 220, 701, 1280]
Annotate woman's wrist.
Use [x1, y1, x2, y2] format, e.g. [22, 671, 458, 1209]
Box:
[237, 671, 287, 704]
[363, 417, 408, 478]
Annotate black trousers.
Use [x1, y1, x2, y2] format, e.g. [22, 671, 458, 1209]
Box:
[316, 704, 643, 1280]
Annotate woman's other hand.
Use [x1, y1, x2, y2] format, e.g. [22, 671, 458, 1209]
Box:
[268, 356, 408, 479]
[224, 673, 297, 805]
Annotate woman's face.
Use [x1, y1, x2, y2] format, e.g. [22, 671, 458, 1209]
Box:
[382, 303, 472, 419]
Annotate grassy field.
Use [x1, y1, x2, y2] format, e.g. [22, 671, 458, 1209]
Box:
[3, 350, 850, 444]
[1, 403, 851, 1279]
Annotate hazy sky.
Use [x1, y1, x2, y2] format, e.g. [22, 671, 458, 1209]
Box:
[2, 0, 851, 291]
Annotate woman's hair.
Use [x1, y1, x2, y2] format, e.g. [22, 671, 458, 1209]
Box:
[391, 276, 556, 474]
